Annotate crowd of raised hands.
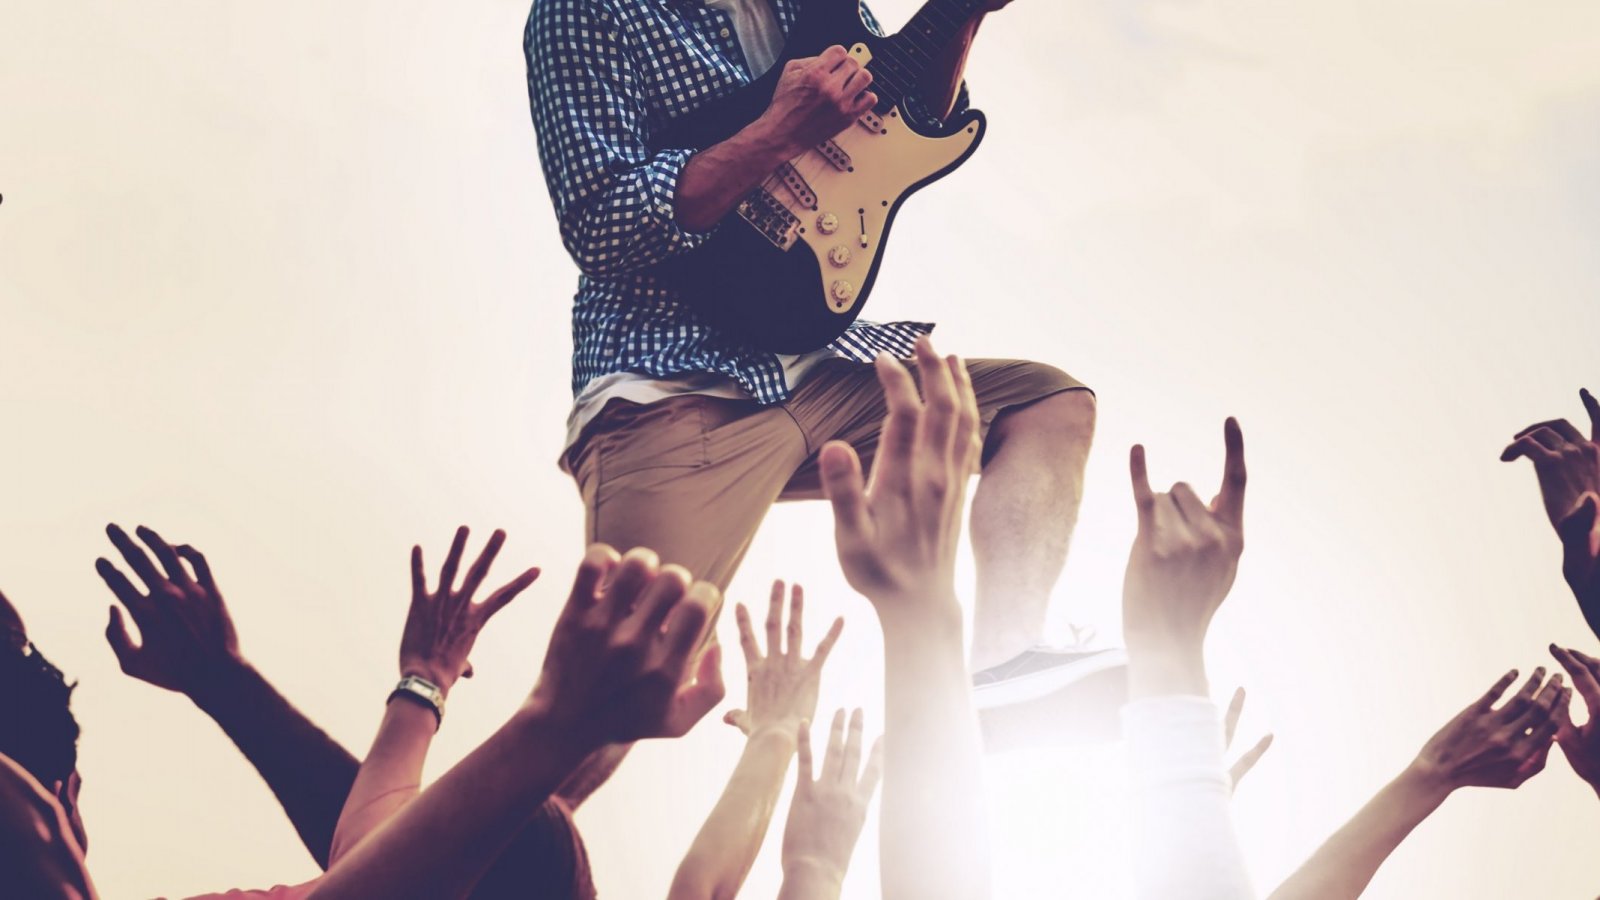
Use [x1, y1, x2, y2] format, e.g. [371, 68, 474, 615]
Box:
[3, 341, 1599, 899]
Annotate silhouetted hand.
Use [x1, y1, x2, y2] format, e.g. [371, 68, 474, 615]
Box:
[1412, 668, 1567, 791]
[725, 581, 843, 739]
[820, 338, 981, 625]
[1223, 687, 1274, 792]
[1548, 644, 1600, 797]
[528, 545, 725, 745]
[96, 524, 245, 696]
[1559, 494, 1600, 640]
[1501, 389, 1600, 533]
[781, 710, 884, 895]
[1122, 419, 1247, 696]
[399, 526, 540, 695]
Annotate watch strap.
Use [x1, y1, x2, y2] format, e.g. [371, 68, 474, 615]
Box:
[388, 674, 445, 728]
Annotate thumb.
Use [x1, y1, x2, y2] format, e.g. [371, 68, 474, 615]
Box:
[666, 644, 726, 737]
[723, 709, 751, 734]
[820, 441, 869, 542]
[105, 606, 137, 668]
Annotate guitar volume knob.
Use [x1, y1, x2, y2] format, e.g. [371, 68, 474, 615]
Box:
[828, 245, 851, 267]
[816, 212, 840, 235]
[829, 279, 855, 305]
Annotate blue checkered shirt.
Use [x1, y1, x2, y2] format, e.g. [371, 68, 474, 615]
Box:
[525, 0, 968, 404]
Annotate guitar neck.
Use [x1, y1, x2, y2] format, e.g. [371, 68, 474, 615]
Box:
[866, 0, 985, 110]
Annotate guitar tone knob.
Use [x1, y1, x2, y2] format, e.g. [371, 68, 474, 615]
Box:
[829, 279, 855, 304]
[828, 245, 851, 267]
[816, 212, 840, 235]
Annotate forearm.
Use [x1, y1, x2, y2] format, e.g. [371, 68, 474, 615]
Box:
[327, 701, 437, 866]
[306, 704, 592, 900]
[190, 662, 359, 868]
[878, 605, 990, 900]
[778, 860, 846, 900]
[675, 123, 795, 232]
[669, 729, 798, 900]
[1123, 696, 1255, 900]
[1268, 764, 1451, 900]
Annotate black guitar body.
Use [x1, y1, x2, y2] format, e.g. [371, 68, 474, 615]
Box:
[646, 0, 987, 354]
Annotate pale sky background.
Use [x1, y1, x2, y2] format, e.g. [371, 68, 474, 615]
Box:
[3, 0, 1599, 897]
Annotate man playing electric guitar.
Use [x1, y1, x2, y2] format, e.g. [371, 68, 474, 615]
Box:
[524, 0, 1119, 742]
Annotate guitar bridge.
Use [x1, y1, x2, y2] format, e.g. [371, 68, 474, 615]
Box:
[737, 188, 801, 251]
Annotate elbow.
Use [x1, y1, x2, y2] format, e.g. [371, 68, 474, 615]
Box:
[562, 227, 635, 280]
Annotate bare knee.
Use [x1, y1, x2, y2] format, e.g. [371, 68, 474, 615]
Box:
[988, 388, 1096, 458]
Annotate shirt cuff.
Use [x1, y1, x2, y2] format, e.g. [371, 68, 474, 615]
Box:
[1122, 695, 1230, 788]
[647, 148, 719, 249]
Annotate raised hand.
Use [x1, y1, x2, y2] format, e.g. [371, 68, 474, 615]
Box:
[400, 526, 540, 695]
[1559, 494, 1600, 640]
[779, 710, 884, 900]
[1412, 668, 1567, 791]
[95, 524, 245, 696]
[1267, 668, 1567, 900]
[529, 545, 725, 745]
[1548, 644, 1600, 796]
[1122, 419, 1247, 697]
[725, 581, 844, 740]
[820, 338, 982, 625]
[1501, 389, 1600, 533]
[1223, 687, 1274, 792]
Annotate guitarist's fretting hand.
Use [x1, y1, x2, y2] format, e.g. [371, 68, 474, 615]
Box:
[755, 46, 877, 160]
[675, 45, 875, 232]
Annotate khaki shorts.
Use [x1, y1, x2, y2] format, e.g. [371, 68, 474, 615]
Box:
[562, 358, 1089, 592]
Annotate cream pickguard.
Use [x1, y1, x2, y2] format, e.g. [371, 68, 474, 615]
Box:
[744, 43, 983, 316]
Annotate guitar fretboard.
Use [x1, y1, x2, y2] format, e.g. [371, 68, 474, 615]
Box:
[866, 0, 985, 111]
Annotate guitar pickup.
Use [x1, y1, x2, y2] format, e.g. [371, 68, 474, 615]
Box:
[736, 188, 801, 251]
[774, 161, 817, 210]
[857, 110, 885, 134]
[815, 139, 852, 172]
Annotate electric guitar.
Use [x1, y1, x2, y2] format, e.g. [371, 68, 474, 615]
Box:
[648, 0, 989, 354]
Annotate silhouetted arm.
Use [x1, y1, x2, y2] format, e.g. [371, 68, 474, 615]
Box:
[96, 524, 356, 868]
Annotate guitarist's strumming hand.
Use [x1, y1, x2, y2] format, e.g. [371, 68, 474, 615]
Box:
[676, 45, 875, 231]
[753, 46, 877, 160]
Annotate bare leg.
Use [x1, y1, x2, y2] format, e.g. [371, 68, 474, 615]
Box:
[968, 389, 1095, 671]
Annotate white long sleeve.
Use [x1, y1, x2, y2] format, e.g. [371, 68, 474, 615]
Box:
[1123, 696, 1257, 900]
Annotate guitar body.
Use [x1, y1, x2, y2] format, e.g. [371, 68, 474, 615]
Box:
[648, 0, 986, 353]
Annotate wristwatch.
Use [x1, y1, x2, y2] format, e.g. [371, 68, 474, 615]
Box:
[388, 674, 446, 729]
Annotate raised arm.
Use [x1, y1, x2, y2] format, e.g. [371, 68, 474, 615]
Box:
[306, 545, 726, 900]
[777, 712, 884, 900]
[1268, 669, 1566, 900]
[326, 527, 538, 866]
[820, 337, 990, 900]
[1120, 418, 1255, 900]
[95, 524, 358, 868]
[1500, 388, 1600, 535]
[669, 582, 842, 900]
